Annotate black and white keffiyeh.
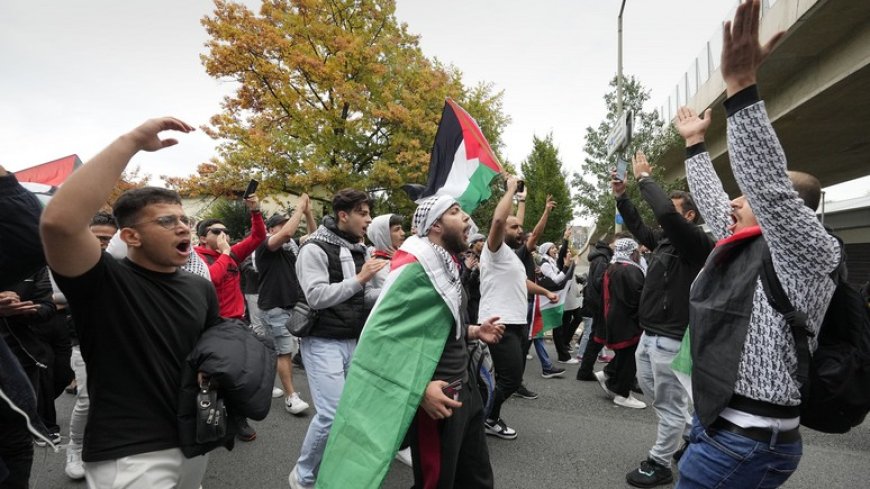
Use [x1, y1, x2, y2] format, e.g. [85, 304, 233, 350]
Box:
[611, 237, 644, 272]
[413, 195, 457, 238]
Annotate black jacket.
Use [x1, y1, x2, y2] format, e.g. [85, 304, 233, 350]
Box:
[0, 174, 45, 290]
[603, 262, 645, 348]
[585, 242, 613, 340]
[617, 179, 714, 340]
[178, 319, 276, 457]
[0, 268, 57, 367]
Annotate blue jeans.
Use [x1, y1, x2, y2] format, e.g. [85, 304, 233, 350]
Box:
[294, 337, 356, 485]
[676, 416, 802, 488]
[635, 332, 691, 467]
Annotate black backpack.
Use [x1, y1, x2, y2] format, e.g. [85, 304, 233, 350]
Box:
[760, 242, 870, 433]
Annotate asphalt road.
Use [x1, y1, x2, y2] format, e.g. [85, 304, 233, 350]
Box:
[31, 340, 870, 488]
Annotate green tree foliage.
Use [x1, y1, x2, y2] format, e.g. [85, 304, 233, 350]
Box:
[572, 75, 680, 235]
[168, 0, 509, 220]
[521, 134, 573, 243]
[201, 198, 251, 241]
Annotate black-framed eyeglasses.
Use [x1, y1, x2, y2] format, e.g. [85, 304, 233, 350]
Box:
[132, 215, 192, 230]
[208, 228, 228, 236]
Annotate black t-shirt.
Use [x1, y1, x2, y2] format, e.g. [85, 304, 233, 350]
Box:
[52, 253, 220, 462]
[515, 245, 536, 300]
[434, 289, 471, 383]
[255, 240, 301, 310]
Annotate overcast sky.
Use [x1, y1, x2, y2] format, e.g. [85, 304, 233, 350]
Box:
[1, 0, 866, 201]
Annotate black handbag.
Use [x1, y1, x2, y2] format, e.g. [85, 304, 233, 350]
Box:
[195, 378, 227, 444]
[285, 301, 318, 337]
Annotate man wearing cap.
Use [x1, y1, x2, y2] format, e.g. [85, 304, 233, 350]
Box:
[316, 194, 503, 489]
[255, 195, 315, 418]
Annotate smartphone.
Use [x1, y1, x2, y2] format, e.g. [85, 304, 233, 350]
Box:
[517, 180, 525, 193]
[615, 157, 628, 182]
[243, 179, 259, 199]
[442, 378, 462, 401]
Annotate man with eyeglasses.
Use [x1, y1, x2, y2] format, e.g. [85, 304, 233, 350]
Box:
[40, 118, 221, 489]
[194, 200, 266, 322]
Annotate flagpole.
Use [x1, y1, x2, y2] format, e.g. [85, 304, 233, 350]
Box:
[615, 0, 627, 233]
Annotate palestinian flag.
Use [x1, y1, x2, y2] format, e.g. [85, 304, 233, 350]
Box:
[405, 99, 503, 213]
[15, 154, 82, 206]
[530, 287, 568, 339]
[317, 236, 462, 489]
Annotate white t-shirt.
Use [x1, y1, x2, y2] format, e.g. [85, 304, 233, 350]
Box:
[478, 242, 528, 325]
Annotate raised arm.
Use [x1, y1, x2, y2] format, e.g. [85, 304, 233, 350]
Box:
[229, 195, 267, 261]
[41, 118, 195, 277]
[676, 107, 732, 241]
[514, 184, 527, 224]
[487, 176, 518, 252]
[721, 0, 837, 277]
[266, 194, 309, 252]
[304, 200, 318, 235]
[525, 195, 554, 251]
[613, 173, 658, 250]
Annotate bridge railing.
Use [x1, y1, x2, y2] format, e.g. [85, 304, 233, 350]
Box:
[656, 0, 781, 125]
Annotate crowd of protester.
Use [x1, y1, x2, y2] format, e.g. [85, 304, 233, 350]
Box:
[0, 2, 863, 488]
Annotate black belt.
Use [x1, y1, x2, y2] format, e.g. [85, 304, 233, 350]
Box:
[711, 417, 801, 444]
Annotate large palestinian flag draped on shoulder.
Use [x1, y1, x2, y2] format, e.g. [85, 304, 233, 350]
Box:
[404, 99, 503, 213]
[316, 236, 462, 489]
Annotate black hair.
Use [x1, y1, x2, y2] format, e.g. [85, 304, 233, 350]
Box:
[197, 218, 224, 237]
[788, 171, 822, 211]
[388, 214, 405, 228]
[90, 211, 118, 229]
[614, 231, 634, 241]
[332, 188, 372, 216]
[669, 190, 701, 224]
[112, 187, 182, 229]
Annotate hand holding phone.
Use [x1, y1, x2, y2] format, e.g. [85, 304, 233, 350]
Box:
[243, 179, 259, 199]
[615, 157, 628, 182]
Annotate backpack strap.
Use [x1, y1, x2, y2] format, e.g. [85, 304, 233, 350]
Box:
[759, 246, 813, 398]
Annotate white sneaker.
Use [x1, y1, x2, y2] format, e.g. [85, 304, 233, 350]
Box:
[288, 465, 314, 489]
[558, 358, 580, 365]
[272, 387, 285, 398]
[285, 392, 309, 415]
[614, 394, 647, 409]
[594, 370, 616, 399]
[394, 447, 413, 467]
[65, 443, 85, 480]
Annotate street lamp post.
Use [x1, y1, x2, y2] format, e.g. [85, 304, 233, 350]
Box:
[615, 0, 627, 233]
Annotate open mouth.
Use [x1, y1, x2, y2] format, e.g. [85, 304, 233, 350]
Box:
[176, 240, 191, 255]
[727, 213, 738, 233]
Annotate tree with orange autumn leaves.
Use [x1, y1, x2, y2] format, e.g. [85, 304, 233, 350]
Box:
[165, 0, 509, 216]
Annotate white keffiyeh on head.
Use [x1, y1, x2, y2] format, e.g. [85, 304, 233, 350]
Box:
[611, 237, 644, 272]
[413, 195, 457, 238]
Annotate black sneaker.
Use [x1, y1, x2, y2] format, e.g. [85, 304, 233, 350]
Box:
[541, 366, 566, 379]
[576, 371, 596, 381]
[626, 458, 673, 488]
[514, 385, 539, 400]
[236, 418, 257, 442]
[34, 432, 61, 447]
[484, 418, 518, 440]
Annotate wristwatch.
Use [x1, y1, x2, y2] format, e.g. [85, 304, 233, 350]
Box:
[638, 172, 650, 181]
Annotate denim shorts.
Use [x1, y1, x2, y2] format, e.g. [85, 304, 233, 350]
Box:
[261, 307, 298, 355]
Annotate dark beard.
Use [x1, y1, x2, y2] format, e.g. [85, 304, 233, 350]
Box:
[504, 234, 520, 249]
[442, 228, 467, 255]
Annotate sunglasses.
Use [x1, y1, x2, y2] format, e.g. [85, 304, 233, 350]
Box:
[208, 228, 228, 236]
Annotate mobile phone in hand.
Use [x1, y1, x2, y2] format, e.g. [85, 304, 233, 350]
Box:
[517, 180, 525, 193]
[243, 179, 259, 199]
[442, 378, 462, 401]
[615, 157, 628, 181]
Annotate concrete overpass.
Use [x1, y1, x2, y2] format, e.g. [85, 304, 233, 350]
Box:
[655, 0, 870, 196]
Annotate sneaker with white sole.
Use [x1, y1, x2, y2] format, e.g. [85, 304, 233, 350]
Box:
[626, 458, 673, 487]
[34, 432, 61, 447]
[514, 385, 539, 400]
[288, 464, 314, 489]
[394, 447, 413, 467]
[285, 392, 309, 415]
[594, 370, 616, 399]
[614, 394, 647, 409]
[484, 418, 518, 440]
[557, 358, 580, 365]
[541, 366, 566, 379]
[272, 387, 285, 398]
[65, 443, 85, 480]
